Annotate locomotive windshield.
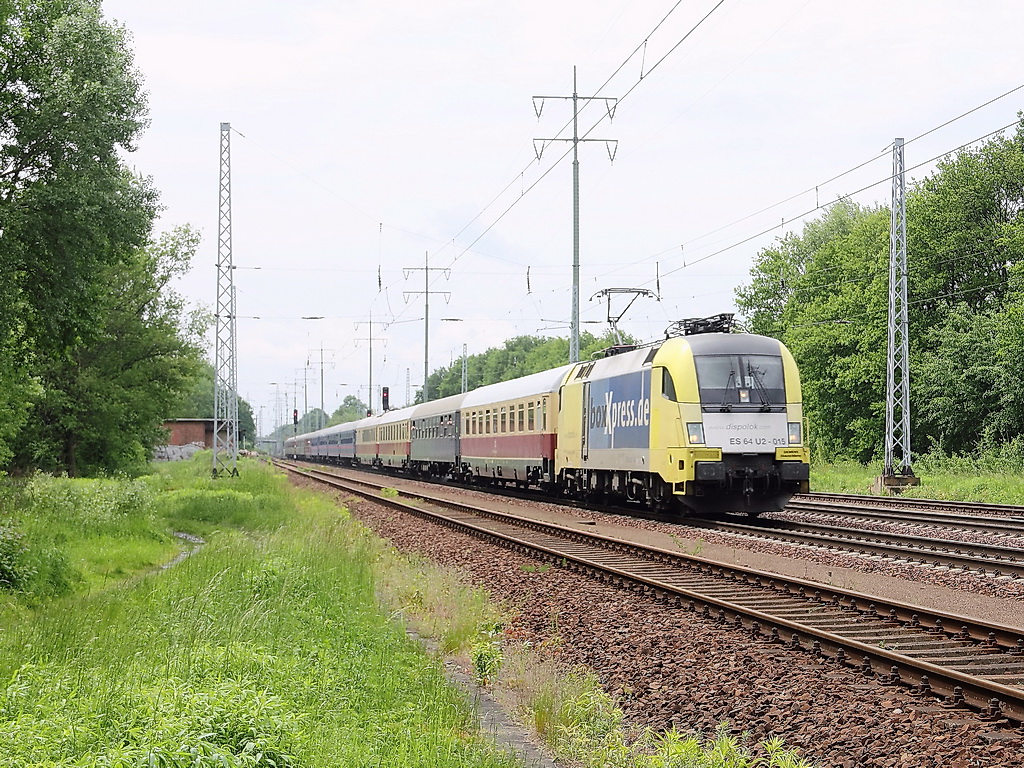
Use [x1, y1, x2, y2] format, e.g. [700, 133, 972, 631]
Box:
[694, 354, 785, 410]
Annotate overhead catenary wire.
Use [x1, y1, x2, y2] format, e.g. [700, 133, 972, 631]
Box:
[645, 118, 1024, 286]
[245, 17, 1024, 401]
[361, 3, 729, 340]
[597, 82, 1024, 279]
[785, 278, 1015, 331]
[438, 2, 728, 275]
[231, 46, 1024, 360]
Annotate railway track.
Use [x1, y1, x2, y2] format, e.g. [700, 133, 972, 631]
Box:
[800, 492, 1024, 521]
[694, 514, 1024, 579]
[787, 501, 1024, 535]
[281, 458, 1024, 585]
[279, 460, 1024, 725]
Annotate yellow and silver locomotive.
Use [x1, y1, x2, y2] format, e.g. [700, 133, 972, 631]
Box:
[556, 318, 809, 515]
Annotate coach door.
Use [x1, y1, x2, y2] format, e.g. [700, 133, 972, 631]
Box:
[580, 381, 590, 462]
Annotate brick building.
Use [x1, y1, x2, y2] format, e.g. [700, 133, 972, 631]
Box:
[162, 418, 216, 449]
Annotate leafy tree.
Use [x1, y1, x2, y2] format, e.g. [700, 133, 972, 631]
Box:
[737, 202, 890, 461]
[1, 0, 151, 354]
[735, 119, 1024, 461]
[421, 331, 636, 402]
[170, 360, 257, 446]
[912, 305, 1001, 452]
[11, 227, 208, 474]
[909, 124, 1024, 323]
[329, 396, 369, 425]
[1, 0, 157, 471]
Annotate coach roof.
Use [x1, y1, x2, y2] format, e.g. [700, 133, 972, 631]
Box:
[461, 363, 576, 409]
[411, 392, 468, 419]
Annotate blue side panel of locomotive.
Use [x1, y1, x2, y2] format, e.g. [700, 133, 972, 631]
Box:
[585, 369, 652, 451]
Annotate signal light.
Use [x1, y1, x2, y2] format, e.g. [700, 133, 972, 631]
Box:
[293, 409, 298, 425]
[382, 386, 390, 411]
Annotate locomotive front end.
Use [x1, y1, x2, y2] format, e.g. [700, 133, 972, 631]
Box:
[656, 333, 809, 515]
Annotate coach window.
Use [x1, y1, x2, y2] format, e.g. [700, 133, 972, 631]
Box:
[527, 402, 535, 431]
[541, 399, 547, 430]
[499, 406, 506, 433]
[518, 403, 525, 432]
[484, 409, 490, 434]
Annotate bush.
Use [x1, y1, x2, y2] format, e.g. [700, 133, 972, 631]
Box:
[23, 473, 160, 538]
[0, 523, 31, 590]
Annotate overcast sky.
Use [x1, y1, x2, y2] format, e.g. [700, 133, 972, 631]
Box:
[102, 0, 1024, 433]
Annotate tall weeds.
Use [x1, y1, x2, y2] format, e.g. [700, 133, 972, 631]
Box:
[0, 460, 519, 768]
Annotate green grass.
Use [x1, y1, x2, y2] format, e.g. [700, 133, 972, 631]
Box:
[809, 459, 883, 494]
[0, 458, 521, 768]
[812, 440, 1024, 504]
[0, 472, 176, 601]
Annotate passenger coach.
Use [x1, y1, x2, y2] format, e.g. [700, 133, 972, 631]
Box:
[460, 364, 573, 487]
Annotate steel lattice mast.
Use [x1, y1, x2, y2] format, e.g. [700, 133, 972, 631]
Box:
[883, 137, 913, 481]
[213, 122, 239, 477]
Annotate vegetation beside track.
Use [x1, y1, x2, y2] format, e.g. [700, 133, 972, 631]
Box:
[812, 439, 1024, 504]
[1, 456, 814, 767]
[0, 457, 521, 767]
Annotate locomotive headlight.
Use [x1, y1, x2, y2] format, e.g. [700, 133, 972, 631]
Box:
[788, 422, 802, 445]
[686, 423, 705, 445]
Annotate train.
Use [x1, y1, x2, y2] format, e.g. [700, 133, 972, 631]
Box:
[284, 320, 810, 516]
